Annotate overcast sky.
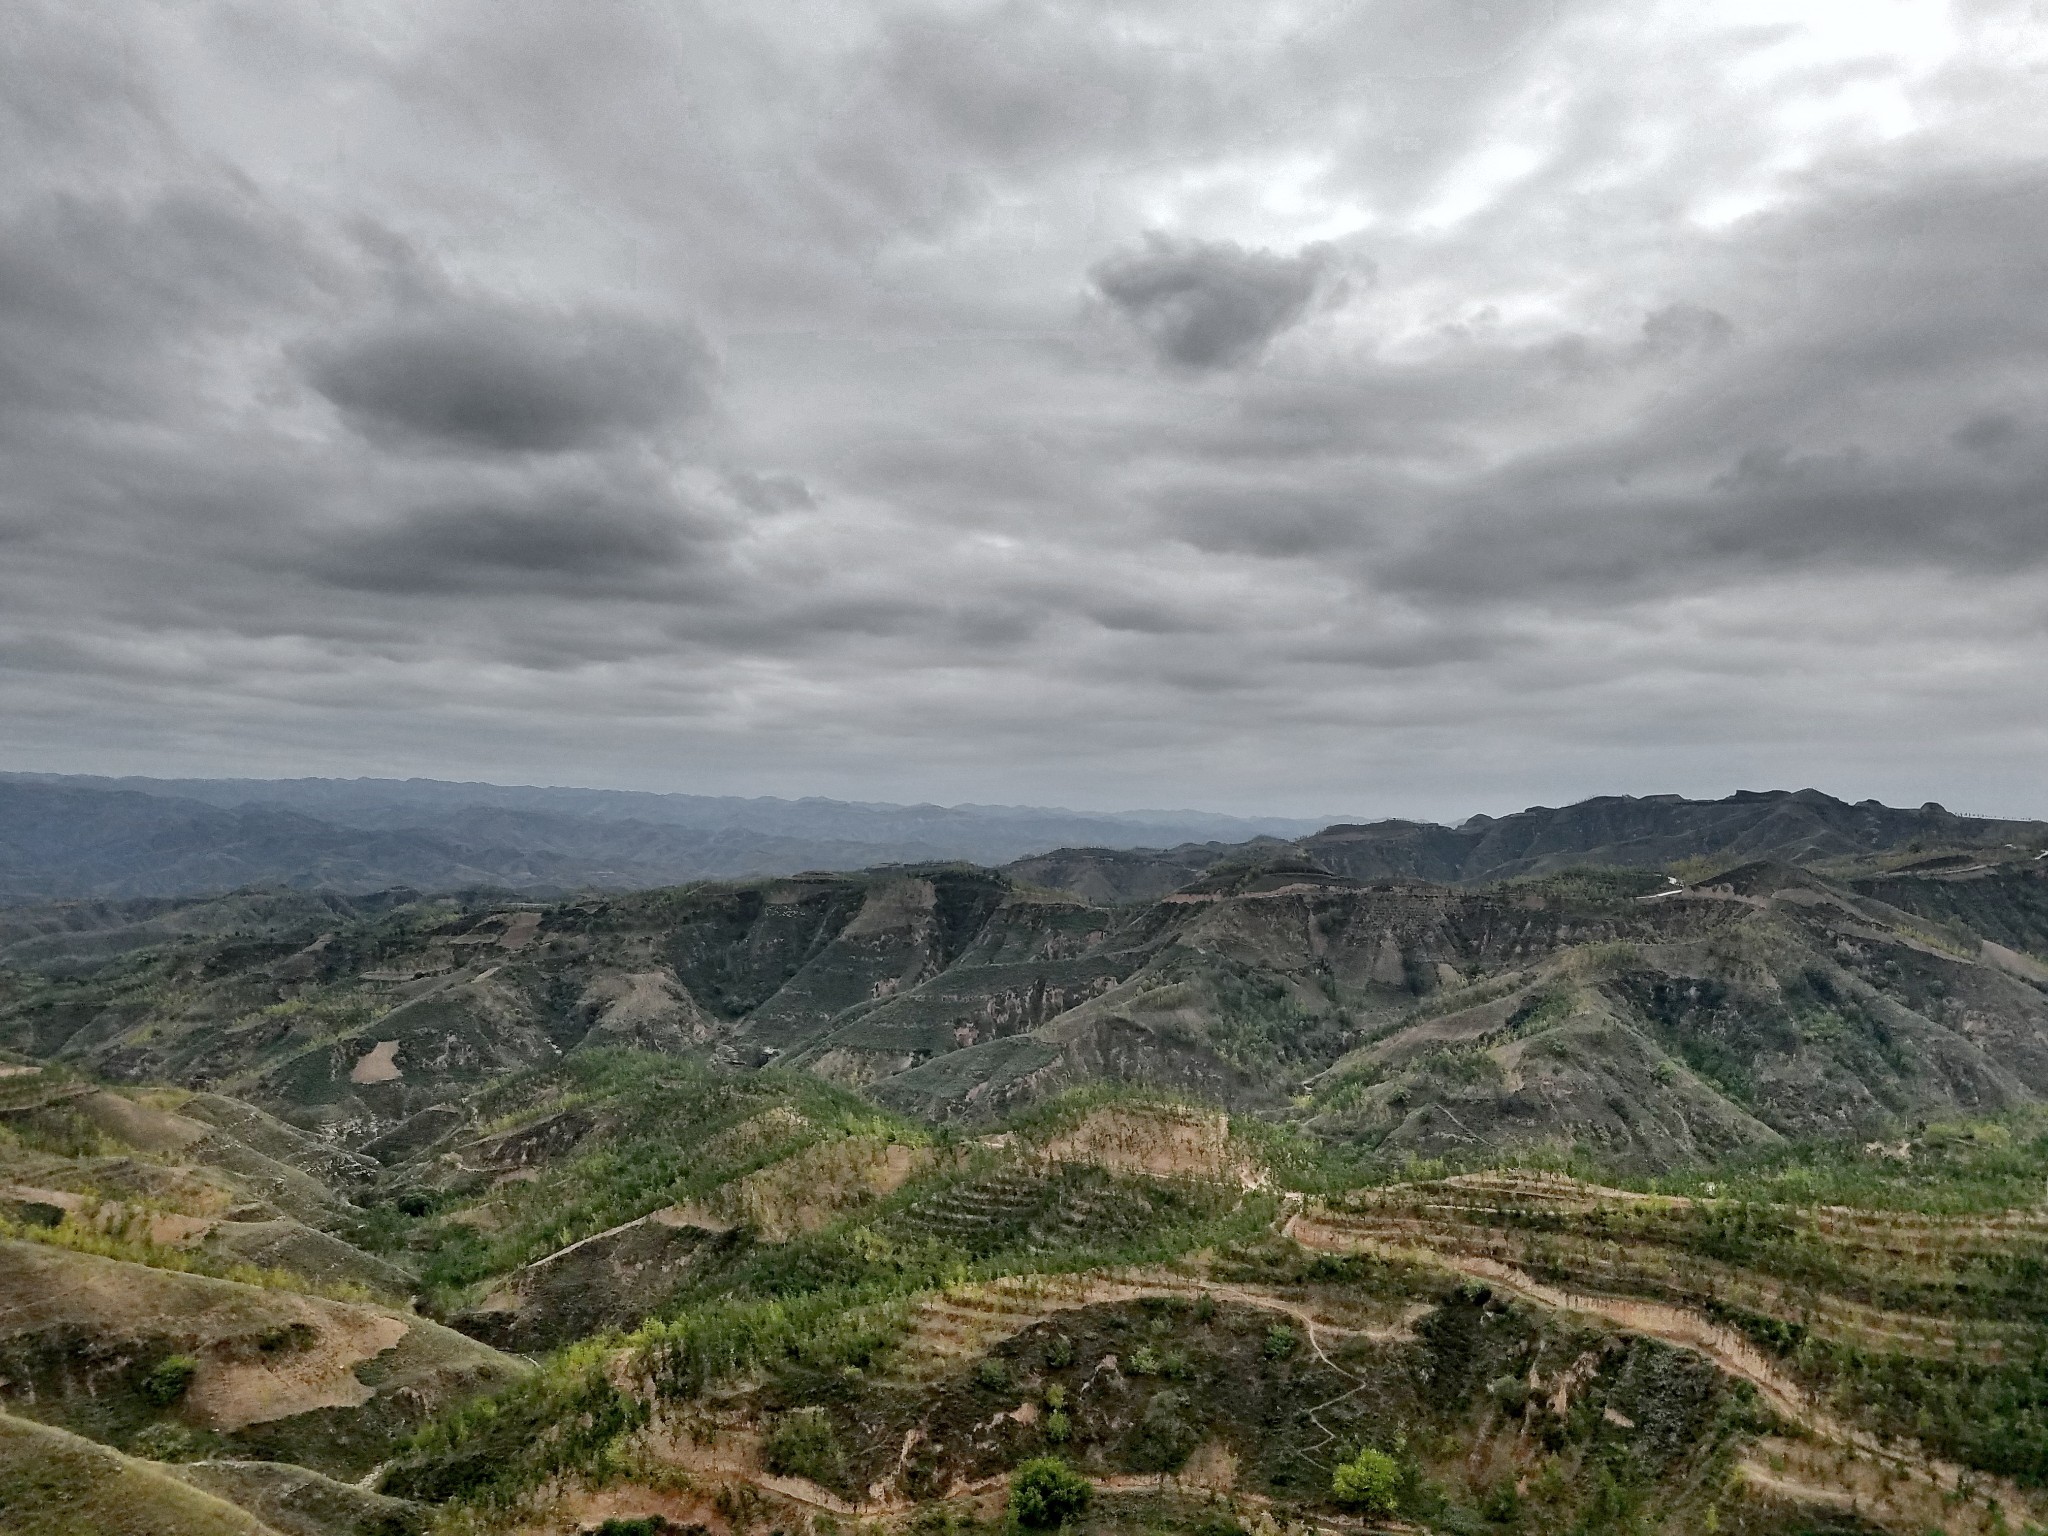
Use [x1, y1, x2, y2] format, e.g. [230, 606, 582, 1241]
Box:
[4, 1, 2047, 820]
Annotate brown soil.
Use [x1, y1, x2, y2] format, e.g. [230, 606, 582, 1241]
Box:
[707, 1135, 933, 1242]
[190, 1309, 409, 1432]
[75, 1090, 210, 1153]
[1040, 1105, 1261, 1187]
[347, 1040, 402, 1085]
[497, 912, 542, 950]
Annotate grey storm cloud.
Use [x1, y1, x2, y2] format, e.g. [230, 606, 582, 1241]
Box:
[5, 0, 2048, 819]
[313, 495, 710, 596]
[0, 188, 322, 431]
[307, 302, 714, 454]
[1092, 235, 1336, 370]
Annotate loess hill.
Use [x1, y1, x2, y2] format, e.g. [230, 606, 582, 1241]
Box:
[0, 788, 2045, 1535]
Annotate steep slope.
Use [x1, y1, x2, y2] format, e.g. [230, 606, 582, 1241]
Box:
[865, 858, 2048, 1164]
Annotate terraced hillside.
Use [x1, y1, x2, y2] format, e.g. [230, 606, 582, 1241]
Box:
[5, 1032, 2048, 1534]
[365, 1096, 2048, 1536]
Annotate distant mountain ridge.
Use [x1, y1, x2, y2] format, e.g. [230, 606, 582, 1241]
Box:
[1010, 788, 2048, 898]
[4, 772, 1336, 844]
[1303, 787, 2041, 883]
[0, 773, 1341, 902]
[2, 775, 2039, 903]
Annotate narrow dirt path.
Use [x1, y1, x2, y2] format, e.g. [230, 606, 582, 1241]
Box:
[1191, 1279, 1427, 1465]
[1736, 1461, 1858, 1512]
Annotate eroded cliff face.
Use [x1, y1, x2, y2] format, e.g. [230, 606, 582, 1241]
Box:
[9, 846, 2048, 1175]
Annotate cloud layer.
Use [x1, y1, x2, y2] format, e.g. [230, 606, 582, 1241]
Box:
[3, 0, 2046, 819]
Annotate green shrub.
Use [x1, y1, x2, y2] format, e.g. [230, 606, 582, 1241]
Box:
[977, 1357, 1012, 1391]
[139, 1353, 199, 1407]
[1043, 1409, 1070, 1444]
[1331, 1447, 1401, 1513]
[1009, 1456, 1092, 1528]
[764, 1406, 846, 1484]
[1262, 1323, 1297, 1360]
[130, 1421, 202, 1461]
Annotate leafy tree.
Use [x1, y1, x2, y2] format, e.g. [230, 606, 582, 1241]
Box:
[1331, 1447, 1401, 1513]
[139, 1354, 199, 1407]
[1010, 1456, 1092, 1528]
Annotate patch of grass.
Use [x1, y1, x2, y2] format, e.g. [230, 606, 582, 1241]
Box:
[641, 1288, 915, 1401]
[0, 1214, 374, 1303]
[0, 1410, 266, 1536]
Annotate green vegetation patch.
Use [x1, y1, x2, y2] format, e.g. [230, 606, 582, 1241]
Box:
[1009, 1456, 1091, 1529]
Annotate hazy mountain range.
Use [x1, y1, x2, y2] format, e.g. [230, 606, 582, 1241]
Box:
[0, 773, 1341, 901]
[2, 771, 2040, 905]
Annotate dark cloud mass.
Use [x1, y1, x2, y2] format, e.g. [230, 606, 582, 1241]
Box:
[313, 495, 705, 596]
[307, 302, 713, 453]
[1093, 235, 1335, 369]
[3, 0, 2048, 819]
